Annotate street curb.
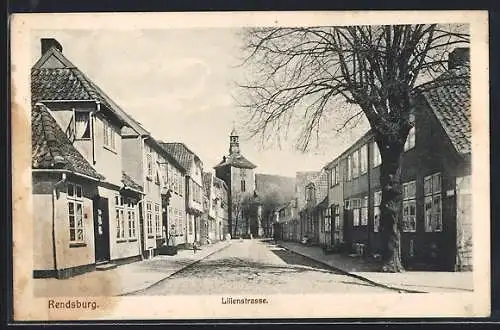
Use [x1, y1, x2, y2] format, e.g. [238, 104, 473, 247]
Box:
[119, 241, 233, 296]
[276, 243, 427, 294]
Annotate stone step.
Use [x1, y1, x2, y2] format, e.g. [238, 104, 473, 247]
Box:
[95, 262, 117, 271]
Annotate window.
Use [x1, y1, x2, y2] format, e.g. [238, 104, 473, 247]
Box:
[361, 195, 368, 226]
[74, 111, 91, 139]
[373, 142, 382, 167]
[179, 174, 183, 196]
[330, 165, 339, 186]
[323, 208, 330, 232]
[402, 181, 417, 232]
[352, 150, 359, 178]
[347, 156, 352, 181]
[373, 190, 382, 232]
[103, 119, 116, 150]
[115, 195, 125, 240]
[67, 183, 84, 243]
[333, 205, 340, 230]
[146, 202, 153, 237]
[360, 145, 368, 175]
[127, 201, 136, 239]
[154, 203, 161, 236]
[146, 154, 153, 177]
[425, 173, 442, 232]
[241, 180, 246, 192]
[352, 198, 361, 227]
[404, 123, 416, 151]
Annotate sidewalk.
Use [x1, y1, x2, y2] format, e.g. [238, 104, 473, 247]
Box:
[34, 240, 232, 297]
[278, 241, 473, 293]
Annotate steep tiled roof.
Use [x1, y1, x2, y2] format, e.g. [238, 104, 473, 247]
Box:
[31, 48, 148, 136]
[214, 153, 257, 169]
[160, 142, 195, 172]
[417, 66, 471, 154]
[121, 172, 143, 192]
[32, 104, 104, 180]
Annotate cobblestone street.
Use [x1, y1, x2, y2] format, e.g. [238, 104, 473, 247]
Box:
[128, 239, 391, 295]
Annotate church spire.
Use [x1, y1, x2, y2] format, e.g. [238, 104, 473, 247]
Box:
[229, 123, 240, 155]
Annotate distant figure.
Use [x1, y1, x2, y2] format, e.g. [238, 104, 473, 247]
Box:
[193, 242, 199, 254]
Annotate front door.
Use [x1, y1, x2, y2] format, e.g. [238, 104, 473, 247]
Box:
[94, 197, 110, 263]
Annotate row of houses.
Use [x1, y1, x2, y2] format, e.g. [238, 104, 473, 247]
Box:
[274, 47, 473, 272]
[32, 38, 230, 279]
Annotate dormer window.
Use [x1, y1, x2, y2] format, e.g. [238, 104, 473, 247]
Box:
[66, 110, 90, 141]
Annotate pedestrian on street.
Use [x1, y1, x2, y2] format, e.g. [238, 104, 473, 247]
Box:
[193, 241, 199, 254]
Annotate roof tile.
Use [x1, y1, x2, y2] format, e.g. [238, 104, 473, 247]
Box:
[32, 104, 104, 180]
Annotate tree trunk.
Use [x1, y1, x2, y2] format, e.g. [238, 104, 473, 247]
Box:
[379, 140, 405, 273]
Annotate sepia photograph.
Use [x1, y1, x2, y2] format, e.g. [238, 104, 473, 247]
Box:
[11, 11, 490, 320]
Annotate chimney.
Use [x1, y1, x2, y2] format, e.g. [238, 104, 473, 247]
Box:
[41, 38, 63, 56]
[448, 47, 470, 70]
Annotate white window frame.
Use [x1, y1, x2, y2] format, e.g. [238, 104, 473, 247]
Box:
[146, 201, 153, 237]
[127, 199, 137, 239]
[352, 150, 360, 179]
[154, 203, 161, 236]
[352, 198, 361, 227]
[424, 173, 442, 232]
[404, 125, 416, 151]
[347, 156, 352, 181]
[373, 141, 382, 168]
[361, 195, 368, 226]
[331, 165, 339, 187]
[373, 190, 382, 232]
[115, 194, 126, 240]
[360, 144, 368, 175]
[402, 181, 417, 232]
[103, 119, 116, 150]
[67, 183, 85, 244]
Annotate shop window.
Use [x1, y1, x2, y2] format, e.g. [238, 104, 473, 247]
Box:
[67, 183, 84, 243]
[425, 173, 442, 232]
[241, 180, 246, 192]
[373, 190, 382, 232]
[402, 181, 417, 232]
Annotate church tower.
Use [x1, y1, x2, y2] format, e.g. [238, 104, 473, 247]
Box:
[229, 127, 240, 155]
[214, 127, 262, 237]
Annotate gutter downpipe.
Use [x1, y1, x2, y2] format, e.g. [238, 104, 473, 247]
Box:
[91, 101, 101, 165]
[52, 173, 67, 278]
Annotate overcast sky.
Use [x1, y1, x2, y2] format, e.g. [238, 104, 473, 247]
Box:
[31, 29, 367, 177]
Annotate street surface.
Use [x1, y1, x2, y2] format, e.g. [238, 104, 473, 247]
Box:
[129, 239, 391, 295]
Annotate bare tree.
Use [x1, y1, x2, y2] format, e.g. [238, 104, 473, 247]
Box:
[237, 24, 469, 272]
[231, 191, 254, 237]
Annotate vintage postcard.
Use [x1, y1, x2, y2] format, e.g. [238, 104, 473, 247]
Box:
[11, 11, 490, 321]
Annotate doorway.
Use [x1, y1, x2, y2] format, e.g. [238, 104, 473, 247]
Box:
[93, 197, 110, 263]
